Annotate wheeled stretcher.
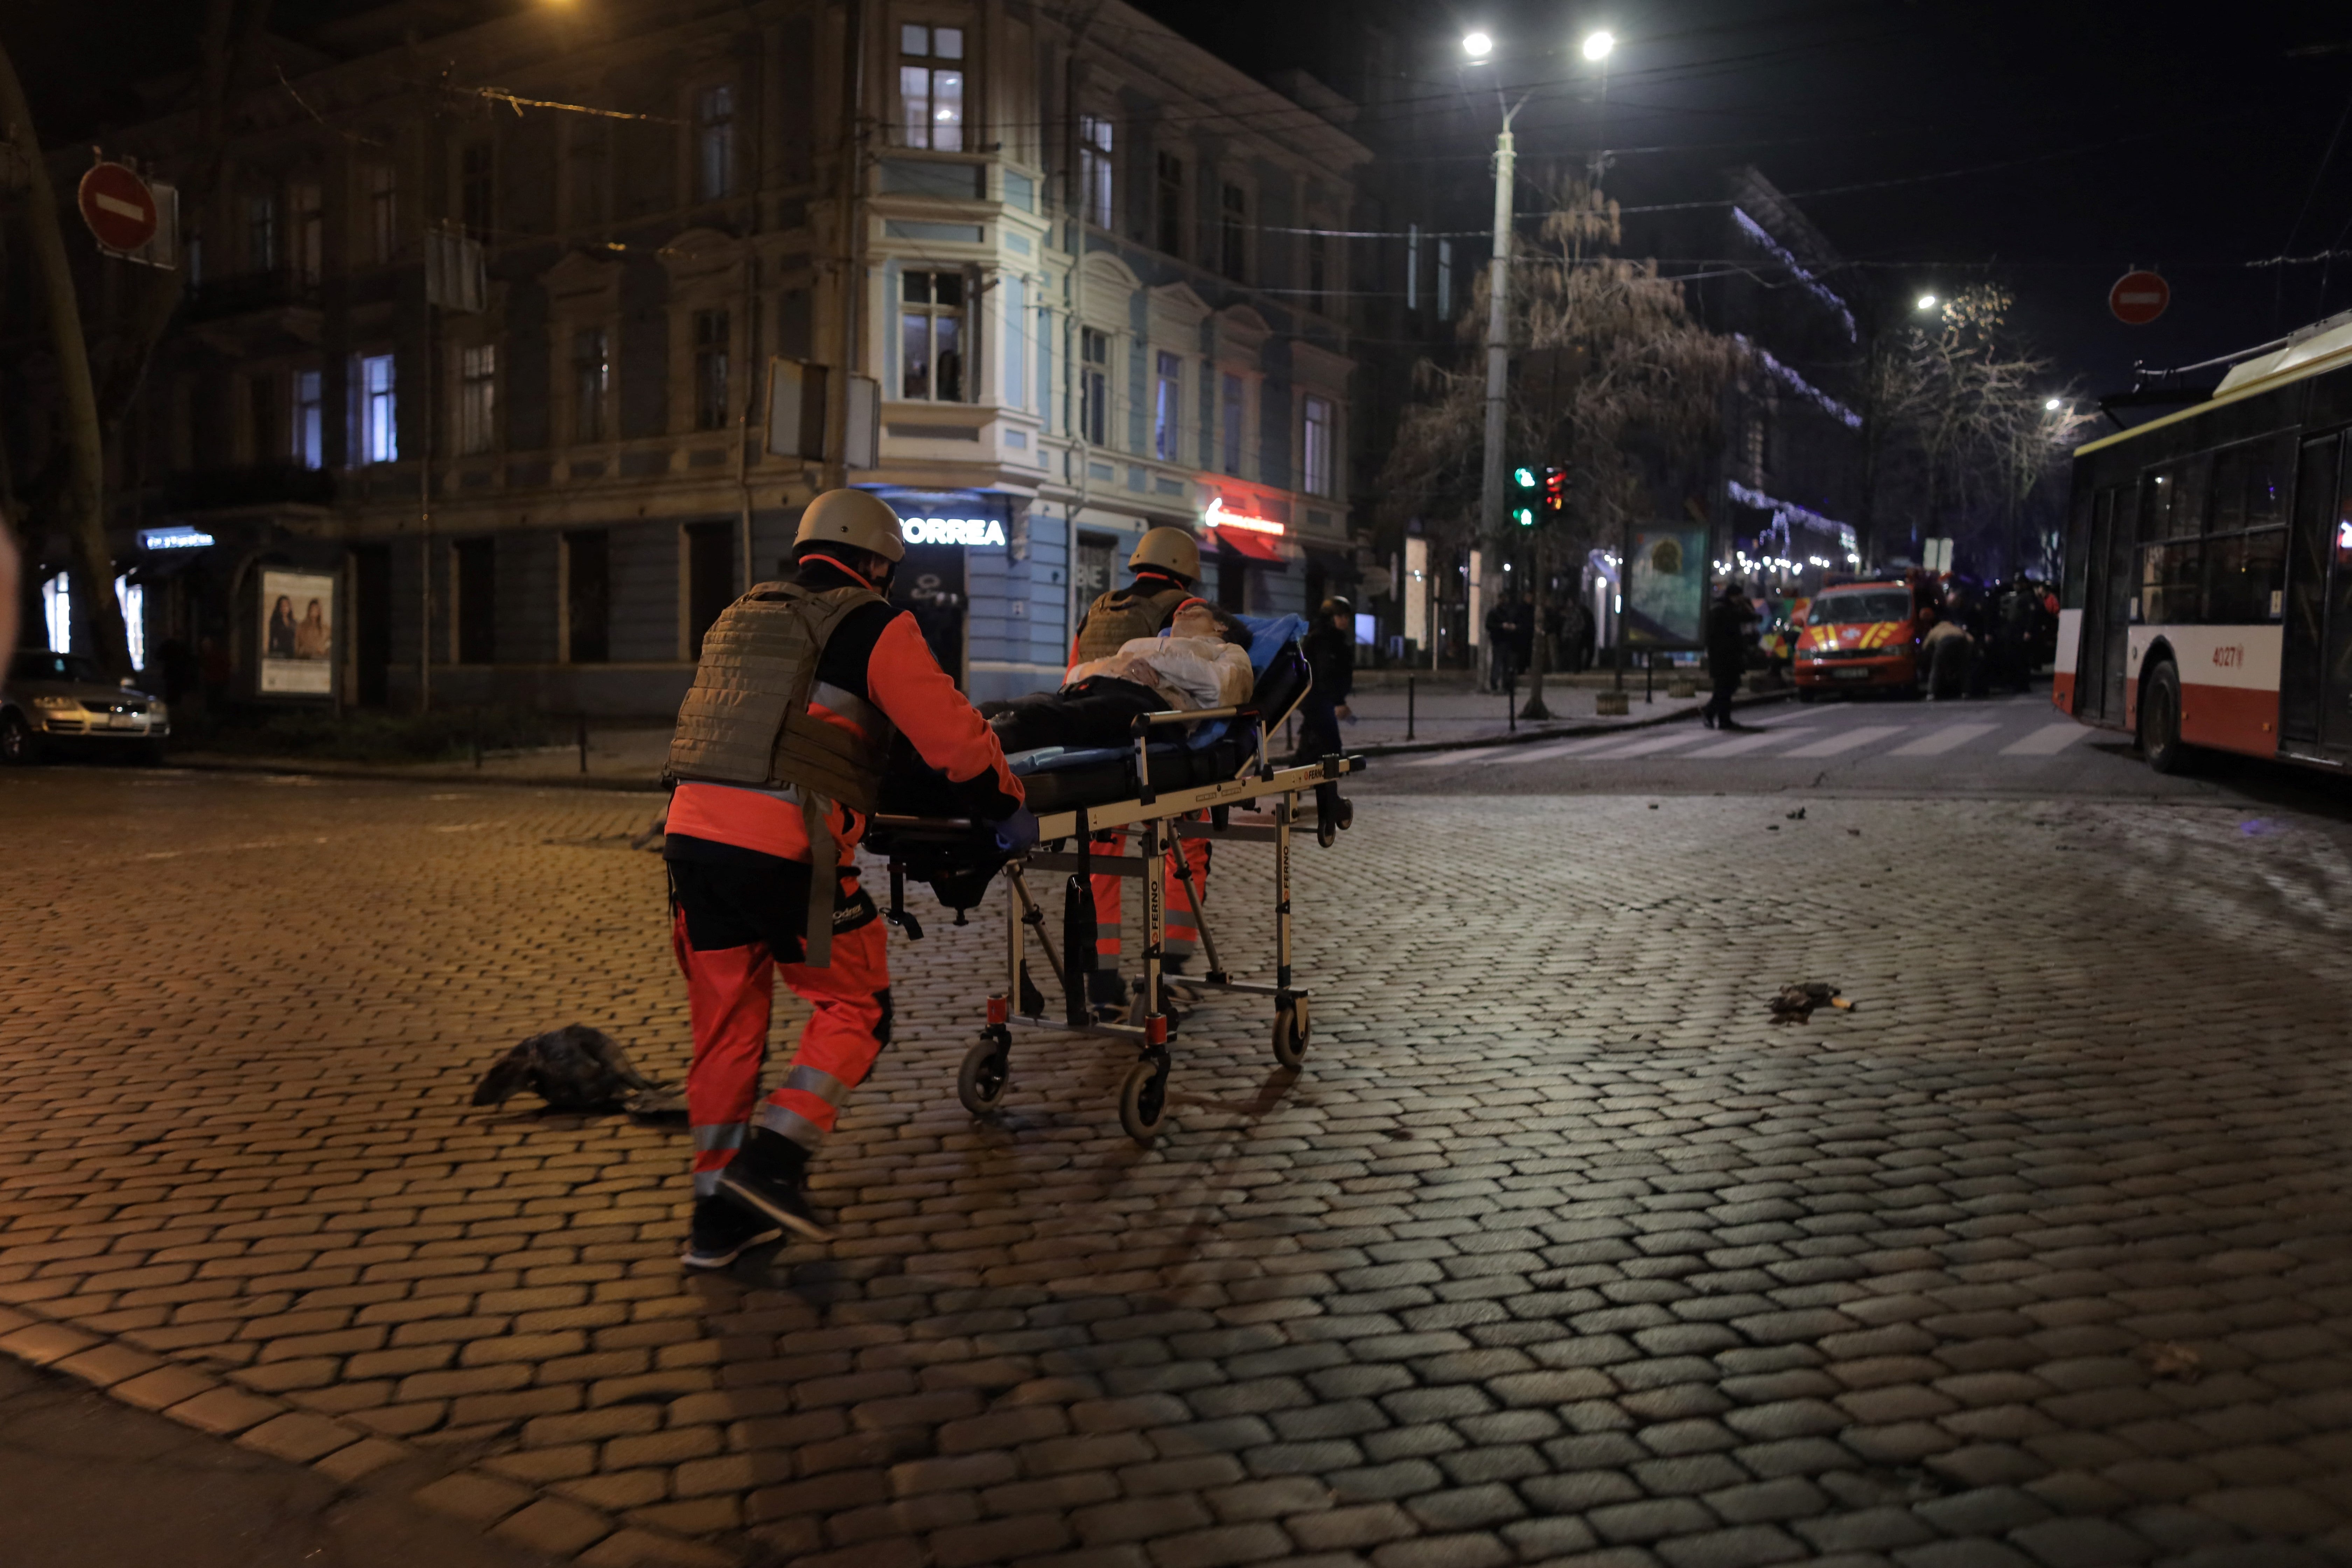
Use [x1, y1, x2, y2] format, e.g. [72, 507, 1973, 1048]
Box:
[867, 614, 1360, 1143]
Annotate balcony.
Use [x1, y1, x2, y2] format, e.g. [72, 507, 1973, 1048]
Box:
[184, 268, 326, 349]
[166, 463, 338, 513]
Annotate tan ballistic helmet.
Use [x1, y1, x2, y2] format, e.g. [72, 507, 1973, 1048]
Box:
[1128, 525, 1200, 581]
[795, 489, 907, 563]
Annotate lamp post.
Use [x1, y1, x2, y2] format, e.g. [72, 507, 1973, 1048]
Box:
[1463, 30, 1517, 548]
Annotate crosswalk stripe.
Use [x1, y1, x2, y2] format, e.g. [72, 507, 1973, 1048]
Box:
[1688, 728, 1814, 758]
[1890, 722, 1999, 757]
[1999, 721, 2091, 756]
[1484, 733, 1639, 766]
[1586, 729, 1713, 759]
[1781, 724, 1909, 758]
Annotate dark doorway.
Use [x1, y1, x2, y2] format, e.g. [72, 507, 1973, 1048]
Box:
[455, 538, 496, 665]
[892, 542, 967, 686]
[353, 545, 391, 706]
[686, 521, 735, 657]
[566, 530, 610, 664]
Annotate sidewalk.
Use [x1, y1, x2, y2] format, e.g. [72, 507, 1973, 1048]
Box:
[163, 679, 1786, 789]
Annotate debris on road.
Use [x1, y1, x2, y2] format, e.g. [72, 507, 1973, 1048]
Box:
[471, 1024, 681, 1116]
[1770, 982, 1854, 1024]
[1786, 807, 1807, 820]
[2135, 1340, 2203, 1381]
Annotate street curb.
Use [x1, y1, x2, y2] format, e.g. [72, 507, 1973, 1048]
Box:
[157, 754, 668, 793]
[1350, 688, 1792, 762]
[0, 1298, 736, 1566]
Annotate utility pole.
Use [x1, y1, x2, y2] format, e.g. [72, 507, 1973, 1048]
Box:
[1476, 114, 1516, 542]
[0, 42, 132, 679]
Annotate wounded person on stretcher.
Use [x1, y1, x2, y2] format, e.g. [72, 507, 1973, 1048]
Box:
[984, 598, 1255, 755]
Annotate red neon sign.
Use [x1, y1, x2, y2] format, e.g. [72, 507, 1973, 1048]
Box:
[1203, 497, 1283, 535]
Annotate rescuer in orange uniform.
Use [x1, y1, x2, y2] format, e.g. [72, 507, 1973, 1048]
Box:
[664, 490, 1029, 1268]
[1066, 527, 1215, 1011]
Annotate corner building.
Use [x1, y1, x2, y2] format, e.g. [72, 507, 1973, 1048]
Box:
[35, 0, 1371, 711]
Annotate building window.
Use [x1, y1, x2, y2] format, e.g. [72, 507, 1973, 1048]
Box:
[1155, 151, 1185, 257]
[359, 352, 398, 463]
[1302, 394, 1334, 498]
[1220, 182, 1247, 281]
[565, 530, 609, 664]
[114, 576, 145, 671]
[1080, 115, 1114, 228]
[1437, 239, 1454, 320]
[899, 24, 966, 151]
[572, 328, 609, 443]
[459, 141, 493, 239]
[694, 83, 735, 201]
[1154, 350, 1182, 463]
[1221, 372, 1243, 476]
[1080, 328, 1109, 447]
[692, 308, 731, 430]
[686, 521, 734, 656]
[247, 191, 276, 271]
[1307, 229, 1329, 316]
[457, 344, 497, 455]
[1075, 533, 1116, 599]
[454, 538, 496, 664]
[366, 164, 398, 262]
[40, 570, 69, 652]
[291, 182, 323, 287]
[293, 370, 323, 469]
[1406, 222, 1420, 312]
[567, 123, 608, 229]
[901, 271, 966, 401]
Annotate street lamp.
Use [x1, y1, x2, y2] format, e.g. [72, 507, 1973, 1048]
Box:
[1582, 30, 1615, 61]
[1915, 293, 1938, 311]
[1462, 30, 1493, 58]
[2044, 397, 2063, 411]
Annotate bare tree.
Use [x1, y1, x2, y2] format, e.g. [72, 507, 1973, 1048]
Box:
[1381, 177, 1744, 716]
[1863, 285, 2094, 576]
[0, 0, 270, 678]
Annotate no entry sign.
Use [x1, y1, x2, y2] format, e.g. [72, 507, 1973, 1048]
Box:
[77, 162, 158, 254]
[2109, 269, 2170, 326]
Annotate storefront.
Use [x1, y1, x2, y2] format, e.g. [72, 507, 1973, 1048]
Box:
[867, 488, 1070, 704]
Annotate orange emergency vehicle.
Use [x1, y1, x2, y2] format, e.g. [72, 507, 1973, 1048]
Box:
[1793, 573, 1932, 700]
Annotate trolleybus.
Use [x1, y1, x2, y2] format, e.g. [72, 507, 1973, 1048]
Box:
[2060, 311, 2352, 774]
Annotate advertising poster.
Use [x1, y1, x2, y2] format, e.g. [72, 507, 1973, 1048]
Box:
[1624, 524, 1709, 645]
[259, 569, 337, 695]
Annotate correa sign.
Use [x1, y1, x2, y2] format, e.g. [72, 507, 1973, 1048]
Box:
[902, 516, 1007, 547]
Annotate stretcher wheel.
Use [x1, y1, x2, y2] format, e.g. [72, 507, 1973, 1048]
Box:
[1272, 998, 1310, 1070]
[1119, 1058, 1169, 1143]
[958, 1032, 1011, 1114]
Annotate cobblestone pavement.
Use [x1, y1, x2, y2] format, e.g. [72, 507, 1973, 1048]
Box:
[4, 768, 2351, 1567]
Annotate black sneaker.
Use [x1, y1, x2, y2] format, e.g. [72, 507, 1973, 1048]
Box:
[679, 1197, 782, 1270]
[714, 1128, 834, 1242]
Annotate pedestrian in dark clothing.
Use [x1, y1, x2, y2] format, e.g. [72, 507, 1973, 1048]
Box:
[1702, 585, 1757, 730]
[1484, 592, 1524, 691]
[1569, 599, 1597, 672]
[1295, 596, 1356, 762]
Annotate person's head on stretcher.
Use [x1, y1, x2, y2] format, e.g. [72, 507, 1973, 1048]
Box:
[1065, 598, 1254, 713]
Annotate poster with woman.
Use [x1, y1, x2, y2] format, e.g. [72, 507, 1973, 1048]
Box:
[259, 569, 337, 694]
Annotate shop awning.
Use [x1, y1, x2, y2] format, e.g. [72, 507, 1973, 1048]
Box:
[1209, 525, 1294, 566]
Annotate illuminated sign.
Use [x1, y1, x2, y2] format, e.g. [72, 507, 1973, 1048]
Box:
[1202, 497, 1283, 535]
[902, 516, 1007, 547]
[139, 526, 215, 550]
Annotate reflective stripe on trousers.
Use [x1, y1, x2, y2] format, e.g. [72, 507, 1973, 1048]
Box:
[670, 895, 891, 1196]
[1090, 820, 1210, 964]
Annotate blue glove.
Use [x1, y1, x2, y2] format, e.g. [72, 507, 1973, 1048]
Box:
[991, 805, 1040, 852]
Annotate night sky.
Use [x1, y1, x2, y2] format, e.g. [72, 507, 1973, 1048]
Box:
[10, 0, 2352, 399]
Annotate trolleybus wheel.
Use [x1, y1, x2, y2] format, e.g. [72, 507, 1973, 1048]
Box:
[1118, 1058, 1169, 1143]
[2140, 659, 2190, 775]
[1271, 998, 1310, 1071]
[957, 1031, 1011, 1114]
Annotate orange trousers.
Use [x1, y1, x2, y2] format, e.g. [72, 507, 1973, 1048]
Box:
[1091, 817, 1211, 968]
[670, 891, 890, 1198]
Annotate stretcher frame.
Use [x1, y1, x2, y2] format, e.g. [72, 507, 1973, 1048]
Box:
[874, 704, 1359, 1143]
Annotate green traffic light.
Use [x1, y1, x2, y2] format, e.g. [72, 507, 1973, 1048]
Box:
[1513, 467, 1536, 488]
[1513, 507, 1535, 527]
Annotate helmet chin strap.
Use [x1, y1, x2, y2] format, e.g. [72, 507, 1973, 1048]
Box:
[802, 550, 890, 593]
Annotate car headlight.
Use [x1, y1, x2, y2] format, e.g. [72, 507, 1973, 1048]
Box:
[32, 695, 74, 710]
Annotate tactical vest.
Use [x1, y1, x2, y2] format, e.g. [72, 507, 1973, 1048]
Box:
[665, 580, 895, 965]
[1073, 582, 1192, 663]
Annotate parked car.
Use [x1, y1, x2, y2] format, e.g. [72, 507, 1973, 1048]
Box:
[1793, 577, 1929, 701]
[2, 651, 170, 764]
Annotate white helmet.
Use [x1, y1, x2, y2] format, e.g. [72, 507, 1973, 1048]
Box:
[795, 489, 906, 562]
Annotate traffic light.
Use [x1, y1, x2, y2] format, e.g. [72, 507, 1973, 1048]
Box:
[1513, 507, 1535, 527]
[1512, 466, 1537, 490]
[1542, 466, 1566, 514]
